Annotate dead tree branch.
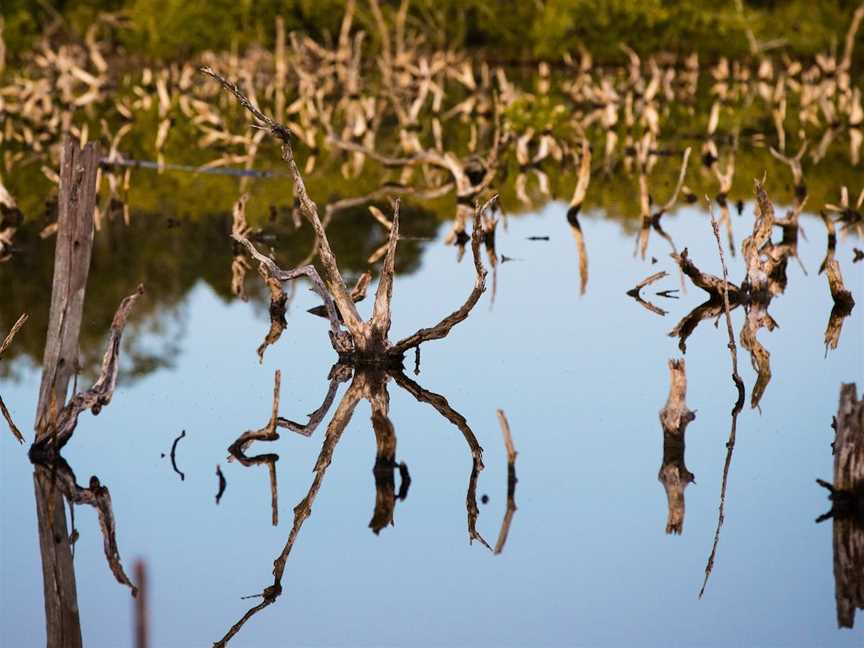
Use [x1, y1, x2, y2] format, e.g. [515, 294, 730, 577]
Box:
[31, 285, 144, 456]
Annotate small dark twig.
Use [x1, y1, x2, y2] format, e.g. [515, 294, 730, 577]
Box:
[215, 465, 227, 504]
[168, 430, 186, 481]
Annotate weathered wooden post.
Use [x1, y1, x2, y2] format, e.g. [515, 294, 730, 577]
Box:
[32, 138, 99, 648]
[34, 139, 100, 438]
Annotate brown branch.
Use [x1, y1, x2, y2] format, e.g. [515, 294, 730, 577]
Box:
[0, 312, 27, 357]
[671, 248, 741, 302]
[391, 196, 494, 355]
[32, 285, 144, 454]
[370, 200, 401, 342]
[700, 204, 747, 598]
[200, 67, 363, 337]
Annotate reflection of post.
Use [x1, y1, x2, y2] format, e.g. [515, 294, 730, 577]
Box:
[817, 384, 864, 628]
[658, 359, 696, 535]
[34, 466, 83, 648]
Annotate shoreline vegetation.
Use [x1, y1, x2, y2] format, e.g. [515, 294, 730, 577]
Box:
[3, 1, 864, 65]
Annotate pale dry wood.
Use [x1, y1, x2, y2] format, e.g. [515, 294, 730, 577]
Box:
[200, 67, 364, 337]
[36, 140, 100, 434]
[0, 312, 27, 357]
[0, 312, 28, 442]
[390, 196, 495, 355]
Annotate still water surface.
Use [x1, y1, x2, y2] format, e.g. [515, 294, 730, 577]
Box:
[1, 185, 862, 646]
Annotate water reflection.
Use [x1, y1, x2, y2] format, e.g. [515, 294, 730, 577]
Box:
[215, 363, 493, 647]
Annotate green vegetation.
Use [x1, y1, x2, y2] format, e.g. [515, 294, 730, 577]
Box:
[3, 0, 862, 64]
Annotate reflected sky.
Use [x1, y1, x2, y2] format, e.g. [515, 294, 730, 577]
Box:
[1, 196, 862, 646]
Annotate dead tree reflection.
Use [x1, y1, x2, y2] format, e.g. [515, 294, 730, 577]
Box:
[816, 384, 864, 628]
[658, 359, 696, 535]
[493, 409, 518, 555]
[226, 368, 345, 525]
[215, 364, 491, 646]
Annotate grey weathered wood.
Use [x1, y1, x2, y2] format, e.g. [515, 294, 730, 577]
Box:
[35, 139, 99, 436]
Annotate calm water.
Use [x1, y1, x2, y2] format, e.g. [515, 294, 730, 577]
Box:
[1, 175, 862, 645]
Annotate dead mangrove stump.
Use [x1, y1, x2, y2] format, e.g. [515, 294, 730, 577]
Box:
[658, 359, 696, 535]
[201, 66, 493, 368]
[816, 384, 864, 628]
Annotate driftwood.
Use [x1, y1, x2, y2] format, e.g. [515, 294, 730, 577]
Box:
[658, 359, 696, 534]
[0, 312, 28, 442]
[201, 66, 493, 366]
[816, 384, 864, 628]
